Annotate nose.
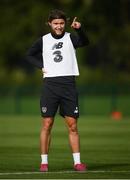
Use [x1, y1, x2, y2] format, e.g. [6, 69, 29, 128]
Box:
[57, 24, 62, 29]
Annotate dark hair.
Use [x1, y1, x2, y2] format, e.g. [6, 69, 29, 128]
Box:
[48, 9, 67, 22]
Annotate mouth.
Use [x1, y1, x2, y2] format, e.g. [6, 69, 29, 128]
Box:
[55, 29, 63, 34]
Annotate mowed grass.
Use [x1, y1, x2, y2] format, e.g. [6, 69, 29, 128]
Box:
[0, 115, 130, 179]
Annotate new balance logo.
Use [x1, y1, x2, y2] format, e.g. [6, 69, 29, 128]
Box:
[52, 42, 63, 50]
[74, 107, 78, 113]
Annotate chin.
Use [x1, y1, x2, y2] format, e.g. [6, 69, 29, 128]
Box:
[56, 32, 63, 35]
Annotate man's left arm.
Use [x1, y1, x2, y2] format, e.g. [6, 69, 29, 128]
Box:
[70, 17, 89, 48]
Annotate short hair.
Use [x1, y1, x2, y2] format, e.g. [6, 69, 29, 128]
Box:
[48, 9, 67, 22]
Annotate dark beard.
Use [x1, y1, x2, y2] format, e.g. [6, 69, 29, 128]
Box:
[50, 30, 65, 39]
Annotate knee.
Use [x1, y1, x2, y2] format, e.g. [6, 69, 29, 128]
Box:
[42, 118, 54, 132]
[68, 122, 78, 134]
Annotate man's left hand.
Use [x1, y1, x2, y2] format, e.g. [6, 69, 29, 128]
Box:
[71, 17, 81, 29]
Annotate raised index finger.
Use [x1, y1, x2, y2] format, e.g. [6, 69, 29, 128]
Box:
[72, 17, 77, 23]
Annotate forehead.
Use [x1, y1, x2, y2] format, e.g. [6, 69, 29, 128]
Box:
[51, 19, 65, 23]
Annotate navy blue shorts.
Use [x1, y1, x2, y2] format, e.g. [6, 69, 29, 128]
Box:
[40, 80, 79, 118]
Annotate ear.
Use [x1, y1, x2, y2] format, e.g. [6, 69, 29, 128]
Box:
[48, 22, 51, 26]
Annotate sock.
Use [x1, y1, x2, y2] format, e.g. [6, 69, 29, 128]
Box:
[72, 152, 81, 165]
[41, 154, 48, 164]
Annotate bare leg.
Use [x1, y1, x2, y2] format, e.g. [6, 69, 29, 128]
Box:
[64, 116, 86, 171]
[64, 116, 80, 153]
[40, 117, 54, 154]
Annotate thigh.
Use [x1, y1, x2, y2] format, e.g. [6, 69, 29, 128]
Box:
[40, 84, 59, 117]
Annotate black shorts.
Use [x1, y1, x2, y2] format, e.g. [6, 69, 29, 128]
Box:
[40, 79, 79, 118]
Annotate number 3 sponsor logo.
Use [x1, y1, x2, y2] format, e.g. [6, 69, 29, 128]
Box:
[53, 51, 63, 62]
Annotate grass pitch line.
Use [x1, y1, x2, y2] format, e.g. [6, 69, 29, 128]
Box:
[0, 170, 130, 176]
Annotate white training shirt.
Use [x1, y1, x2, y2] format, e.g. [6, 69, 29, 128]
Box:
[42, 32, 79, 78]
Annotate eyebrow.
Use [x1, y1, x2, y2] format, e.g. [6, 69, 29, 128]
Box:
[53, 22, 64, 24]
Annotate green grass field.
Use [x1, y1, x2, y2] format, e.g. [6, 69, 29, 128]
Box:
[0, 115, 130, 179]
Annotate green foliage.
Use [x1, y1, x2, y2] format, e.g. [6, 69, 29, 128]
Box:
[0, 0, 130, 86]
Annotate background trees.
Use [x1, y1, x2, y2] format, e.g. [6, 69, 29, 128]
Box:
[0, 0, 130, 86]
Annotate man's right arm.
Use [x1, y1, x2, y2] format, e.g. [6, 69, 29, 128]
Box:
[26, 38, 43, 69]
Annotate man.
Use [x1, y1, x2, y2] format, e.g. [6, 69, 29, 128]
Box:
[26, 9, 89, 172]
